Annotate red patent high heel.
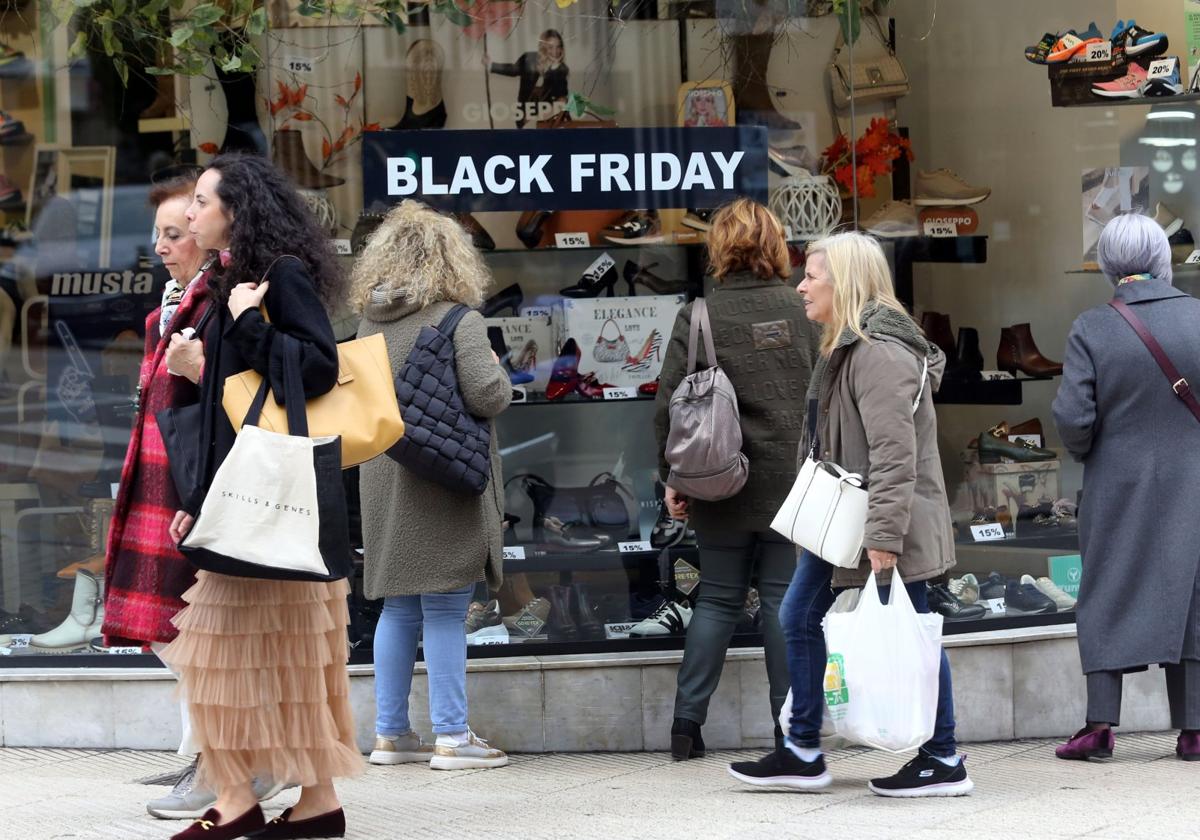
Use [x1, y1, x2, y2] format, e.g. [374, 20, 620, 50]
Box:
[576, 372, 613, 399]
[546, 339, 581, 401]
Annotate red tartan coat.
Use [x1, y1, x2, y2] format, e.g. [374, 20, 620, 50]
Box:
[102, 276, 212, 646]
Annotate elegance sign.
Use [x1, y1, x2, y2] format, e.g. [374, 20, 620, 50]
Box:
[362, 126, 768, 213]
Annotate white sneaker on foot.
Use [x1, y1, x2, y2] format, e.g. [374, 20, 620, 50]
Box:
[369, 731, 435, 765]
[430, 728, 509, 770]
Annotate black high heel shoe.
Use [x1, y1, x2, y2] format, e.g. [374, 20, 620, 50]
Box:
[481, 283, 523, 317]
[623, 260, 687, 295]
[560, 253, 619, 298]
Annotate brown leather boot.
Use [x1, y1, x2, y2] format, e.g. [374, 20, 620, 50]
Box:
[996, 323, 1063, 378]
[140, 75, 176, 121]
[919, 312, 955, 358]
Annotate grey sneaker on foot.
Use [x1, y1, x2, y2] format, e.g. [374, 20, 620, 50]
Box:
[146, 760, 215, 820]
[369, 731, 435, 765]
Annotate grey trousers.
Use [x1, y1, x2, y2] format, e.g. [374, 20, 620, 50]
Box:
[1087, 660, 1200, 730]
[674, 528, 794, 727]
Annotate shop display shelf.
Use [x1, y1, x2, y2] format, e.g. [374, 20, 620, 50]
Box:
[896, 234, 988, 265]
[934, 378, 1022, 405]
[1056, 91, 1200, 108]
[942, 609, 1075, 634]
[510, 392, 656, 407]
[485, 238, 820, 256]
[502, 542, 695, 573]
[955, 529, 1080, 551]
[1068, 264, 1200, 275]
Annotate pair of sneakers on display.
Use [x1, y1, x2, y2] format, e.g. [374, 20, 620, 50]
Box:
[369, 729, 508, 770]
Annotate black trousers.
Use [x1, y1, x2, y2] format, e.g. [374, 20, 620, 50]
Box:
[1087, 661, 1200, 730]
[673, 528, 793, 726]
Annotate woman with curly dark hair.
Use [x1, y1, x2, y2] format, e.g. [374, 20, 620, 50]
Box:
[160, 153, 362, 840]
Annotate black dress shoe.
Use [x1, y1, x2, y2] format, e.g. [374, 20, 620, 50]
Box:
[248, 807, 345, 839]
[1004, 579, 1057, 615]
[979, 572, 1008, 601]
[571, 583, 605, 640]
[671, 717, 705, 760]
[171, 806, 266, 840]
[927, 583, 987, 621]
[480, 283, 523, 317]
[977, 431, 1056, 463]
[546, 585, 579, 641]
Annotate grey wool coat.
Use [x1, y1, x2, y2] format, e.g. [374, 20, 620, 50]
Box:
[654, 272, 820, 532]
[357, 298, 511, 599]
[803, 304, 956, 589]
[1053, 278, 1200, 674]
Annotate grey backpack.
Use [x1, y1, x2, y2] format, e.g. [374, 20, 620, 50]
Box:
[664, 298, 749, 501]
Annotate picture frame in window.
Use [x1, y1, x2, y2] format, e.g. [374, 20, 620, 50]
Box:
[677, 80, 735, 128]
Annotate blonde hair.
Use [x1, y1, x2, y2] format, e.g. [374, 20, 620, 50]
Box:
[350, 200, 492, 314]
[706, 197, 791, 281]
[805, 231, 911, 356]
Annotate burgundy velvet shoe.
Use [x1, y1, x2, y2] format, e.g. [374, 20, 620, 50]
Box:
[249, 807, 346, 839]
[1055, 726, 1114, 761]
[171, 806, 266, 840]
[1177, 730, 1200, 761]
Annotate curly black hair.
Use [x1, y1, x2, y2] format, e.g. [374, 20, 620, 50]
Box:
[205, 153, 346, 309]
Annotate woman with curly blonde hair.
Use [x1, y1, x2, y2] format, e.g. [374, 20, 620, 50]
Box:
[353, 201, 513, 770]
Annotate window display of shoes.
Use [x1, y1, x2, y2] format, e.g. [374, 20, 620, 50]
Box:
[862, 200, 919, 238]
[1005, 578, 1057, 615]
[1027, 575, 1077, 610]
[914, 169, 991, 207]
[681, 208, 714, 231]
[1024, 33, 1058, 65]
[948, 574, 980, 605]
[1046, 27, 1104, 64]
[502, 597, 551, 638]
[996, 323, 1063, 379]
[927, 584, 987, 621]
[29, 569, 104, 653]
[1153, 202, 1184, 238]
[979, 572, 1008, 602]
[1142, 63, 1183, 97]
[628, 600, 692, 637]
[1092, 62, 1149, 99]
[602, 210, 664, 245]
[1111, 20, 1169, 59]
[465, 600, 506, 644]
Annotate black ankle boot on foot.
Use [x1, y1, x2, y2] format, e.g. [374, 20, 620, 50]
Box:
[671, 718, 705, 760]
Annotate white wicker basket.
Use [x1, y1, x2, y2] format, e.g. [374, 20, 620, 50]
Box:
[769, 172, 842, 240]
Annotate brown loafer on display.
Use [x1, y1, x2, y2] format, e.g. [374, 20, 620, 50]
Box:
[248, 807, 346, 839]
[171, 806, 265, 840]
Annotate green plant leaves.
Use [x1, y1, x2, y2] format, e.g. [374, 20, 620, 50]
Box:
[188, 2, 223, 26]
[168, 23, 194, 48]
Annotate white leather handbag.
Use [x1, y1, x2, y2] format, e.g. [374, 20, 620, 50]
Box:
[771, 356, 927, 568]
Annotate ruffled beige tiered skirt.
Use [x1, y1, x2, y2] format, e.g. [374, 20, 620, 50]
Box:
[162, 571, 364, 790]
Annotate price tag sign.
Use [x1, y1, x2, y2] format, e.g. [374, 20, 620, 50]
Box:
[922, 219, 957, 238]
[618, 540, 652, 553]
[6, 634, 30, 649]
[1083, 41, 1112, 63]
[521, 306, 554, 318]
[473, 636, 509, 646]
[980, 370, 1015, 381]
[603, 387, 637, 400]
[501, 546, 526, 561]
[555, 232, 591, 248]
[107, 646, 144, 655]
[984, 598, 1006, 615]
[970, 522, 1006, 542]
[333, 239, 352, 256]
[1148, 57, 1179, 79]
[1009, 434, 1044, 448]
[604, 622, 637, 640]
[1185, 249, 1200, 265]
[285, 56, 315, 75]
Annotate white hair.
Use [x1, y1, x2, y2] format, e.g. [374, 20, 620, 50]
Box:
[1097, 214, 1173, 286]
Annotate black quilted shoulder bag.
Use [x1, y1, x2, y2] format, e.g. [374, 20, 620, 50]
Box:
[387, 304, 491, 495]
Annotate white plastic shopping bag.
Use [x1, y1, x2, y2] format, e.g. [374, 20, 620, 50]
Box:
[777, 588, 861, 743]
[821, 568, 944, 752]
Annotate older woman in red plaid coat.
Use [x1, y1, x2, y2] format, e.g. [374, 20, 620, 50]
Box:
[100, 173, 229, 818]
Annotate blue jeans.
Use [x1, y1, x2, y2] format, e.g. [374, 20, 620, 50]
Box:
[779, 550, 957, 757]
[373, 584, 474, 737]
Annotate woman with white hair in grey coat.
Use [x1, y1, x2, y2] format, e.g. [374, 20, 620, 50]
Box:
[1053, 213, 1200, 762]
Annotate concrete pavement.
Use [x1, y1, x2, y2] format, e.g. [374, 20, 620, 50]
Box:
[1, 732, 1197, 839]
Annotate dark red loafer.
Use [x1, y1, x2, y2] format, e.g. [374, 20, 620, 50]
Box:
[1055, 726, 1114, 761]
[248, 807, 346, 839]
[171, 806, 265, 840]
[1177, 730, 1200, 761]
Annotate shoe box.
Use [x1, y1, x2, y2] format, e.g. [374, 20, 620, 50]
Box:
[554, 293, 686, 390]
[961, 449, 1060, 526]
[484, 314, 555, 393]
[1046, 51, 1128, 106]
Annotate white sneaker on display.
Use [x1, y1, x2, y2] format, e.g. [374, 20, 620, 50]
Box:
[1026, 575, 1077, 610]
[430, 729, 509, 770]
[628, 600, 692, 637]
[369, 731, 435, 765]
